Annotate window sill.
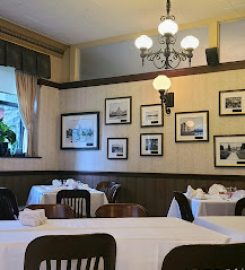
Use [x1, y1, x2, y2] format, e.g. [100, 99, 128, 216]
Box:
[0, 156, 42, 159]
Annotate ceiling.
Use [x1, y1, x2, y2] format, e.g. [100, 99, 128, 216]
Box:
[0, 0, 245, 45]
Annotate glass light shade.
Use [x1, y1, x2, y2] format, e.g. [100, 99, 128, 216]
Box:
[181, 35, 199, 50]
[152, 75, 171, 91]
[158, 19, 178, 36]
[134, 35, 153, 50]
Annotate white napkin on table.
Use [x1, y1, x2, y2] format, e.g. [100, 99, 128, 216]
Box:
[66, 178, 78, 189]
[19, 209, 47, 227]
[52, 179, 62, 187]
[208, 184, 227, 195]
[186, 185, 206, 199]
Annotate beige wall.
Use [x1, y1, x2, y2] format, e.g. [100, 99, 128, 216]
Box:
[59, 69, 245, 175]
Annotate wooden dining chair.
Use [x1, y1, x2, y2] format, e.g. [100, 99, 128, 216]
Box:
[0, 187, 19, 220]
[24, 233, 116, 270]
[173, 191, 194, 222]
[96, 181, 121, 203]
[95, 203, 148, 218]
[161, 243, 245, 270]
[26, 204, 75, 219]
[56, 189, 91, 218]
[235, 198, 245, 216]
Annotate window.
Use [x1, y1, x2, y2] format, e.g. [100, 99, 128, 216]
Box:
[0, 66, 26, 156]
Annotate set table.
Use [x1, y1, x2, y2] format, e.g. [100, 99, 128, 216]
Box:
[167, 194, 238, 218]
[26, 185, 108, 217]
[0, 217, 230, 270]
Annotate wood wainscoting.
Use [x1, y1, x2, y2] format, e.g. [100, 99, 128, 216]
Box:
[0, 171, 245, 216]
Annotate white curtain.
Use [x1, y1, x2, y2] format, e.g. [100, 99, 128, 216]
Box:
[15, 70, 38, 156]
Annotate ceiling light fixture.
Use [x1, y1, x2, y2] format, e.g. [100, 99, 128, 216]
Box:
[135, 0, 199, 70]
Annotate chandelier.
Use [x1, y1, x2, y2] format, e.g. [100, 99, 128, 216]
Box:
[135, 0, 199, 69]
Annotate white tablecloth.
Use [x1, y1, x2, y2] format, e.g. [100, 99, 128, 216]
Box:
[194, 216, 245, 243]
[167, 194, 238, 218]
[26, 185, 108, 217]
[0, 217, 229, 270]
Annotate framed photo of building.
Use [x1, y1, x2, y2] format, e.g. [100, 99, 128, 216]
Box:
[107, 138, 128, 159]
[140, 133, 163, 156]
[219, 89, 245, 116]
[61, 112, 99, 150]
[214, 134, 245, 167]
[140, 104, 163, 127]
[175, 111, 209, 142]
[105, 96, 132, 125]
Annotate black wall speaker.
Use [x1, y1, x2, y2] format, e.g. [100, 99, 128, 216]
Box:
[205, 47, 219, 66]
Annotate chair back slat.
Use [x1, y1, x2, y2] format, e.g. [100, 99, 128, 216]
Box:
[173, 191, 194, 222]
[56, 190, 91, 218]
[24, 234, 116, 270]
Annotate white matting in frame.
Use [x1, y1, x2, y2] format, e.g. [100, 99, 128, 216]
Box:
[107, 138, 128, 159]
[105, 96, 131, 124]
[219, 89, 245, 115]
[140, 104, 163, 127]
[214, 134, 245, 167]
[61, 112, 99, 150]
[140, 133, 163, 156]
[175, 111, 209, 142]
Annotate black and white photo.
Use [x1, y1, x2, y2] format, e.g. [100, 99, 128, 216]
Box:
[214, 135, 245, 167]
[61, 112, 99, 150]
[105, 96, 132, 124]
[107, 138, 128, 159]
[140, 133, 163, 156]
[219, 89, 245, 115]
[140, 104, 163, 127]
[175, 111, 209, 142]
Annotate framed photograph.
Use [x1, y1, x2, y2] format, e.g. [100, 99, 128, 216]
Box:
[175, 111, 209, 142]
[219, 89, 245, 116]
[140, 104, 163, 127]
[214, 135, 245, 167]
[107, 138, 128, 159]
[105, 96, 132, 125]
[140, 133, 163, 156]
[61, 112, 99, 150]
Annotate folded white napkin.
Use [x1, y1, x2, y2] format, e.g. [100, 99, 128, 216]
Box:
[52, 179, 62, 187]
[19, 209, 47, 227]
[186, 185, 196, 198]
[194, 188, 206, 200]
[78, 183, 89, 190]
[66, 178, 78, 189]
[186, 185, 206, 200]
[208, 184, 227, 195]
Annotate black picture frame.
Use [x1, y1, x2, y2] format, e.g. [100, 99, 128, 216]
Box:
[175, 111, 209, 142]
[61, 112, 99, 150]
[105, 96, 132, 125]
[214, 134, 245, 167]
[107, 138, 128, 159]
[140, 104, 163, 127]
[219, 89, 245, 116]
[140, 133, 163, 156]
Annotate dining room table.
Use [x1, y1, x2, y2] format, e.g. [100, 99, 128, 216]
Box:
[194, 216, 245, 243]
[167, 193, 240, 218]
[26, 184, 108, 217]
[0, 217, 230, 270]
